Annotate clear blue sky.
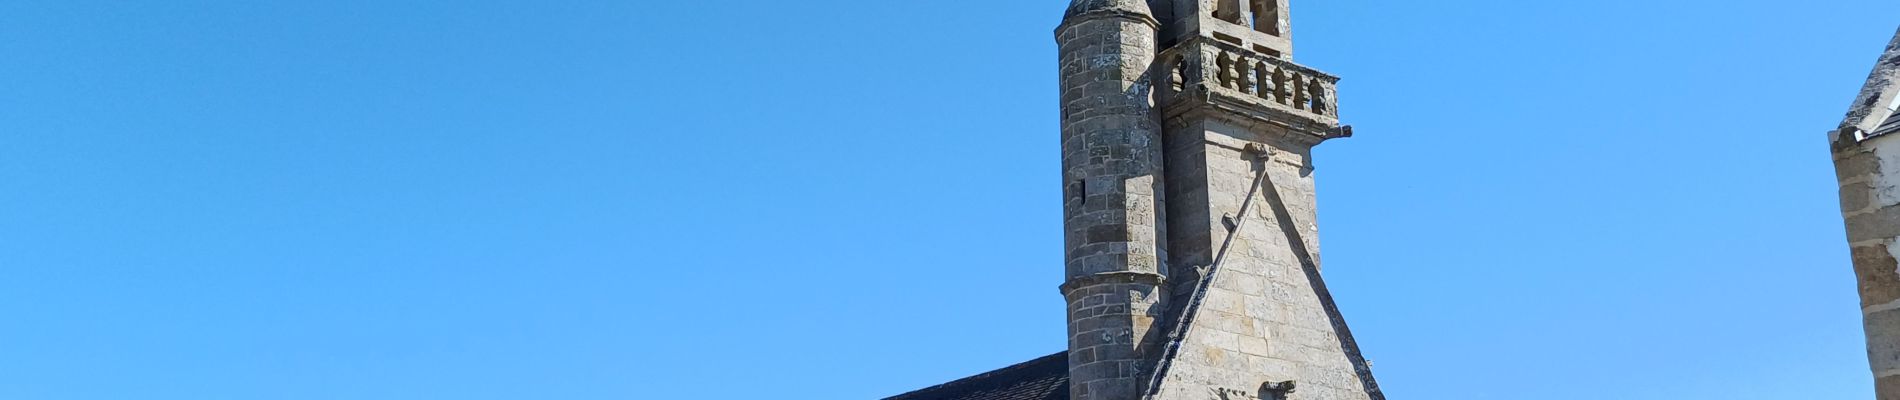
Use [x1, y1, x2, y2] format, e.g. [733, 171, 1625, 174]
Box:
[1, 0, 1895, 399]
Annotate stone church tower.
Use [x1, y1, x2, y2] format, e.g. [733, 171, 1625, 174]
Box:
[886, 1, 1380, 399]
[1831, 27, 1900, 400]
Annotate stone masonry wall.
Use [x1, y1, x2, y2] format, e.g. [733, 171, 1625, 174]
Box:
[1835, 27, 1900, 400]
[1838, 133, 1900, 400]
[1156, 116, 1376, 400]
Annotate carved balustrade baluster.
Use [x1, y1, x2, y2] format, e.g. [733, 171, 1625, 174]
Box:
[1162, 54, 1185, 99]
[1291, 73, 1310, 110]
[1236, 58, 1255, 95]
[1272, 67, 1290, 104]
[1308, 77, 1329, 115]
[1215, 52, 1235, 89]
[1254, 63, 1273, 100]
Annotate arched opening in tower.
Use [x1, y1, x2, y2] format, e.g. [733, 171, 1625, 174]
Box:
[1250, 0, 1281, 36]
[1213, 0, 1244, 25]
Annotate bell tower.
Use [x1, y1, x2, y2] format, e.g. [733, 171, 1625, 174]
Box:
[1142, 1, 1379, 399]
[1057, 0, 1383, 399]
[1158, 0, 1292, 57]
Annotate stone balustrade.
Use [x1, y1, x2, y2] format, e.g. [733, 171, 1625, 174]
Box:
[1159, 39, 1340, 122]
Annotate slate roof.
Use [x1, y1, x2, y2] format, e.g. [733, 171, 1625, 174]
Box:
[1841, 28, 1900, 142]
[884, 352, 1069, 400]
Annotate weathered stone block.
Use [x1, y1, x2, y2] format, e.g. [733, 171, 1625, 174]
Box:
[1858, 244, 1900, 308]
[1870, 308, 1900, 374]
[1846, 181, 1878, 214]
[1848, 206, 1900, 241]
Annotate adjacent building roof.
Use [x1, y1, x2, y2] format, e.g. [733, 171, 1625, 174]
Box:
[883, 352, 1069, 400]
